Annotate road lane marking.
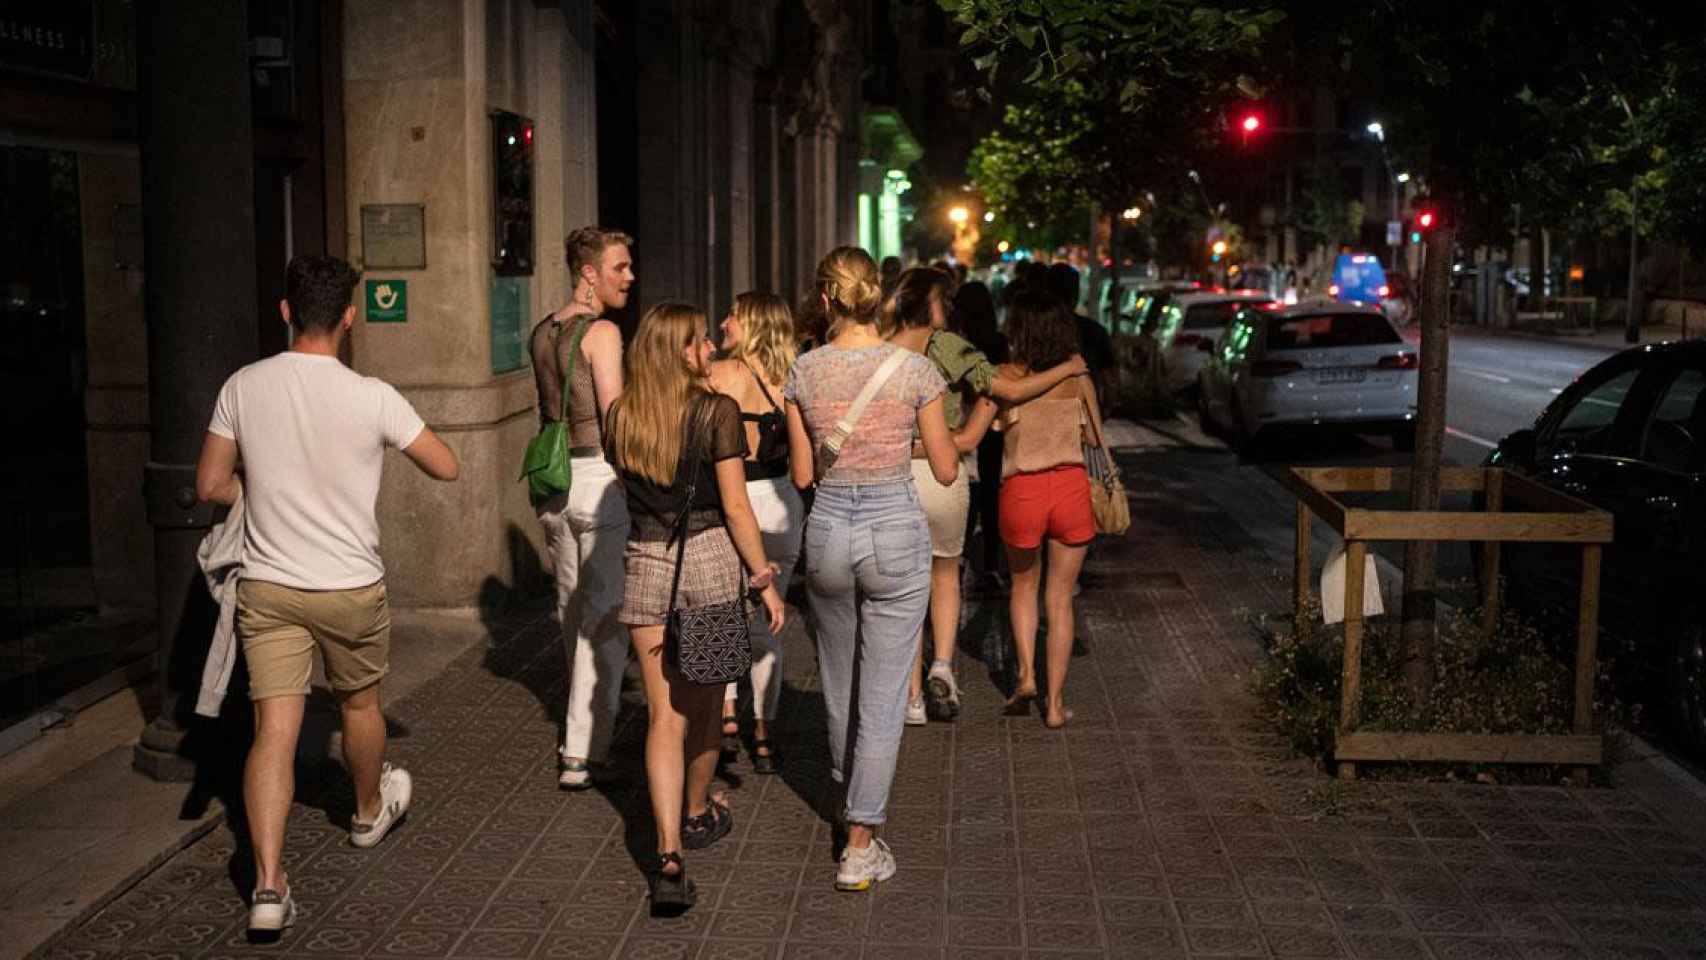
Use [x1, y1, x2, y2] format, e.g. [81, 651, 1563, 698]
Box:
[1446, 426, 1498, 449]
[1461, 368, 1513, 384]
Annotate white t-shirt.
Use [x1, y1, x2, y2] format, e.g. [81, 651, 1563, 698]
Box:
[208, 352, 425, 591]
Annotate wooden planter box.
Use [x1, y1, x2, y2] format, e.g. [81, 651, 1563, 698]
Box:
[1281, 466, 1614, 780]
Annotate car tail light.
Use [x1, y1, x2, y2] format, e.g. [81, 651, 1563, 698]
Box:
[1328, 283, 1341, 297]
[1378, 284, 1390, 297]
[1376, 352, 1418, 369]
[1250, 360, 1302, 378]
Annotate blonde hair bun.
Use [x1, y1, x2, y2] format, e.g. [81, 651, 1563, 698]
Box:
[815, 246, 882, 324]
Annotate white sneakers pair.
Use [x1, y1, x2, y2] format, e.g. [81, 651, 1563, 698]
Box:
[247, 764, 412, 942]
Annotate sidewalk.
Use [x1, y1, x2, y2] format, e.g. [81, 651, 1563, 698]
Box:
[3, 611, 494, 959]
[33, 431, 1706, 960]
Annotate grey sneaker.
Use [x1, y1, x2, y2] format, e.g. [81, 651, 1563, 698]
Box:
[835, 838, 897, 891]
[350, 763, 412, 848]
[904, 696, 927, 726]
[926, 662, 960, 721]
[247, 887, 296, 943]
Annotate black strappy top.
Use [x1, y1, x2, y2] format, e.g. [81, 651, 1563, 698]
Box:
[741, 361, 790, 481]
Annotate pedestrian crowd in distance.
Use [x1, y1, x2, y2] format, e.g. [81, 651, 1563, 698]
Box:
[195, 228, 1117, 940]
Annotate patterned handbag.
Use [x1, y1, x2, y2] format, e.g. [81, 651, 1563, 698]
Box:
[664, 400, 754, 685]
[1081, 396, 1131, 537]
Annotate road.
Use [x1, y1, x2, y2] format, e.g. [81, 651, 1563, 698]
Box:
[1436, 327, 1618, 464]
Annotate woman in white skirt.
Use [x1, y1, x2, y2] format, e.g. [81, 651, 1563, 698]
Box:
[709, 292, 805, 773]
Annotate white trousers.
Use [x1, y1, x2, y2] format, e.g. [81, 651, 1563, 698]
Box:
[724, 476, 805, 721]
[536, 457, 629, 762]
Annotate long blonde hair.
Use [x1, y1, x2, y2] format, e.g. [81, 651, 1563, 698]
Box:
[727, 292, 797, 384]
[815, 246, 883, 340]
[606, 302, 710, 485]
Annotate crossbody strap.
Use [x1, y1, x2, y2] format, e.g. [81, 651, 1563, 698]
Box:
[665, 397, 707, 616]
[821, 347, 909, 459]
[556, 317, 593, 422]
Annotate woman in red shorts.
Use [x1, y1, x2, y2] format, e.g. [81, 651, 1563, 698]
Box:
[963, 290, 1103, 728]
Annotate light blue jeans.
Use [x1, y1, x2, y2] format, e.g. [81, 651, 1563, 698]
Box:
[805, 480, 931, 826]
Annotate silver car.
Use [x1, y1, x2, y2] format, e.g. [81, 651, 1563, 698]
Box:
[1196, 301, 1419, 449]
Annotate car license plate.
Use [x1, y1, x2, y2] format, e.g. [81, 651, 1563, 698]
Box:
[1315, 367, 1366, 384]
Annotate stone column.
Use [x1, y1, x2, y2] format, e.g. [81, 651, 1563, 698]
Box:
[634, 0, 709, 309]
[561, 2, 598, 235]
[751, 71, 784, 296]
[134, 0, 258, 780]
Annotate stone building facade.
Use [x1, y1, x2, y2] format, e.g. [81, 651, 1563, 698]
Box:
[0, 0, 877, 744]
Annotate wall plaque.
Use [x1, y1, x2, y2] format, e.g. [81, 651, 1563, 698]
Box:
[360, 203, 426, 269]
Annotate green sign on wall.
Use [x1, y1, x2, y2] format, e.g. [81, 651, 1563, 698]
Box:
[490, 275, 528, 373]
[365, 279, 408, 322]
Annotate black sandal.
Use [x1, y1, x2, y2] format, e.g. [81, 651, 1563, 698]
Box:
[682, 797, 733, 850]
[649, 852, 696, 916]
[720, 716, 740, 756]
[751, 740, 778, 775]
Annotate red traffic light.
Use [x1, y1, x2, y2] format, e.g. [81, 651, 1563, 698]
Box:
[1241, 113, 1261, 133]
[1416, 210, 1436, 229]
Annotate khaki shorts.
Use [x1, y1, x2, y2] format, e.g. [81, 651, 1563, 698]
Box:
[237, 579, 391, 700]
[911, 457, 970, 559]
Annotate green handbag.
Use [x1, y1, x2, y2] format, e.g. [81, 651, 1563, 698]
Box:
[520, 317, 592, 504]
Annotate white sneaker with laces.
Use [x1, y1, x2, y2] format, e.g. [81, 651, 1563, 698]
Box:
[350, 763, 412, 848]
[904, 696, 926, 726]
[247, 886, 296, 942]
[835, 838, 897, 891]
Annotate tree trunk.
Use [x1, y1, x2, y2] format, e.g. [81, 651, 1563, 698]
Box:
[1399, 224, 1454, 698]
[1104, 210, 1122, 332]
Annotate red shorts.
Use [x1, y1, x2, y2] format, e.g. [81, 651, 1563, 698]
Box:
[998, 465, 1094, 550]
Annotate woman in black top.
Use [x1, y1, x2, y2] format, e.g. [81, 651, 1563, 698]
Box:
[605, 302, 785, 914]
[955, 281, 1010, 584]
[708, 293, 803, 773]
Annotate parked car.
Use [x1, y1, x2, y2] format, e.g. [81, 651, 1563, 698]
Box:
[1489, 341, 1706, 753]
[1197, 301, 1418, 449]
[1106, 278, 1200, 334]
[1153, 290, 1277, 393]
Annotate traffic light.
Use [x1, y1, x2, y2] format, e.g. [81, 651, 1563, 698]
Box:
[1210, 239, 1228, 262]
[1416, 209, 1436, 230]
[1240, 113, 1261, 134]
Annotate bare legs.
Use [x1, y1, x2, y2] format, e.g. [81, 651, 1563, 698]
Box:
[907, 556, 963, 700]
[1005, 539, 1088, 726]
[339, 683, 387, 823]
[633, 625, 723, 874]
[246, 695, 305, 895]
[246, 683, 390, 895]
[1040, 540, 1088, 727]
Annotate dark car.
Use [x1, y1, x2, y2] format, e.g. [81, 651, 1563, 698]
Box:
[1489, 341, 1706, 753]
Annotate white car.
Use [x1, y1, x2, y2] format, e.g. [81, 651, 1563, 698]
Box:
[1153, 290, 1277, 393]
[1196, 301, 1419, 450]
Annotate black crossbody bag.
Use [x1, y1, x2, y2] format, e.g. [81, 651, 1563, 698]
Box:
[664, 399, 753, 684]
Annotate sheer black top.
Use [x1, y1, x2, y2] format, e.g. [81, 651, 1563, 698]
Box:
[607, 393, 748, 541]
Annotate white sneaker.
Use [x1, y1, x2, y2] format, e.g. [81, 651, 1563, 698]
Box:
[350, 763, 412, 848]
[835, 838, 897, 892]
[247, 887, 296, 942]
[904, 696, 927, 726]
[926, 662, 960, 721]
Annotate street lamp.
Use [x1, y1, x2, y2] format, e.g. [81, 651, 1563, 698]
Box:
[982, 210, 995, 223]
[948, 205, 969, 226]
[1366, 120, 1384, 142]
[1121, 206, 1142, 221]
[1396, 171, 1411, 184]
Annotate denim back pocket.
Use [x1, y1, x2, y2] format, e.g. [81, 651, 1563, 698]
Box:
[871, 518, 928, 579]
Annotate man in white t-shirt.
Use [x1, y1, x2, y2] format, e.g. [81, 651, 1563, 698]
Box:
[195, 255, 459, 942]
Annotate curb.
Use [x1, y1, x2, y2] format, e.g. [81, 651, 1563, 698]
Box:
[24, 810, 225, 960]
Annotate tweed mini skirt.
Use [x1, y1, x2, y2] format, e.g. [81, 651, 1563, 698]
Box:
[619, 525, 744, 626]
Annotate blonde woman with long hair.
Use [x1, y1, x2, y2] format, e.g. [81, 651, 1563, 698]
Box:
[784, 247, 959, 892]
[708, 292, 803, 774]
[604, 302, 785, 915]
